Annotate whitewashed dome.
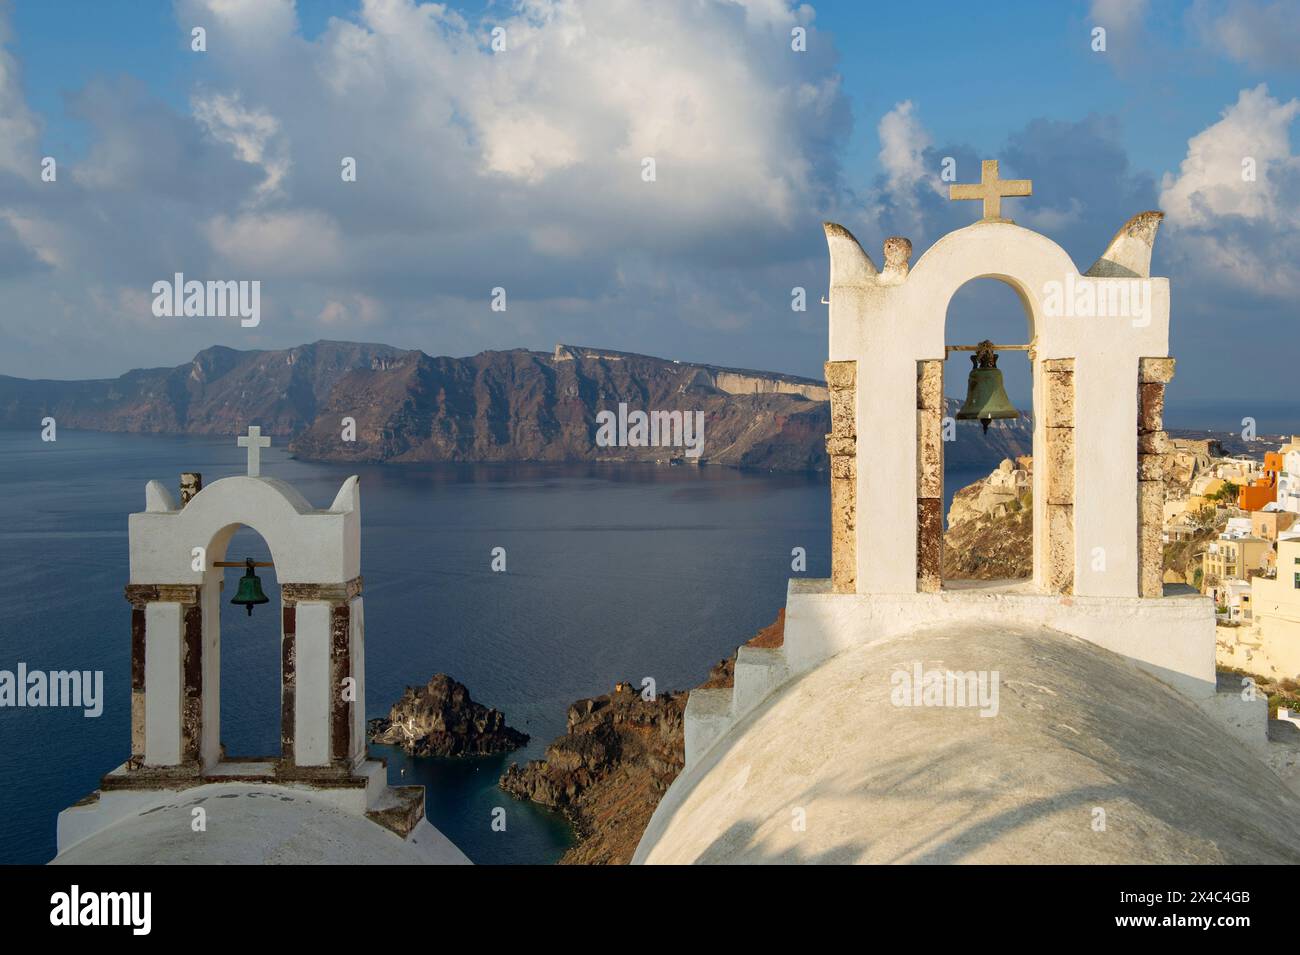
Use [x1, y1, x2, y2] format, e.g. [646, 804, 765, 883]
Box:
[52, 783, 467, 865]
[635, 622, 1300, 864]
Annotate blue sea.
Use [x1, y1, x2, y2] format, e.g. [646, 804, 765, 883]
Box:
[0, 430, 1000, 864]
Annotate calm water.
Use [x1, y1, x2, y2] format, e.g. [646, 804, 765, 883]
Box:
[0, 431, 833, 864]
[0, 430, 1000, 864]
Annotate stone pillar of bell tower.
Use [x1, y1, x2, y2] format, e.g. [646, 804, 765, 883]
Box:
[825, 361, 857, 593]
[916, 360, 944, 592]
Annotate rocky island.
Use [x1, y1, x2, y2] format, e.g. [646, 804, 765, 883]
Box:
[368, 673, 528, 757]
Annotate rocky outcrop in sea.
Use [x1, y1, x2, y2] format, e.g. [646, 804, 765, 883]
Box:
[368, 673, 528, 757]
[499, 681, 687, 864]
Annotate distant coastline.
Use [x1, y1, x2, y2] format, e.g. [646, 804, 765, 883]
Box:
[0, 339, 1032, 473]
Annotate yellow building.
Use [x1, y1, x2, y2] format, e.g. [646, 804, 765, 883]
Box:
[1201, 536, 1272, 590]
[1181, 478, 1227, 517]
[1242, 538, 1300, 678]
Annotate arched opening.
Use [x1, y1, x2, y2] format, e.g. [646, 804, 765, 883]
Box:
[203, 523, 281, 766]
[940, 278, 1035, 586]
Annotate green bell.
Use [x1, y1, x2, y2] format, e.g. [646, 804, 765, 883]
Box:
[230, 558, 270, 616]
[956, 340, 1020, 434]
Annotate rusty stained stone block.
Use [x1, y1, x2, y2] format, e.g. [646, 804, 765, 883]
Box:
[130, 689, 146, 761]
[182, 604, 203, 698]
[826, 361, 856, 439]
[1042, 358, 1075, 375]
[1139, 452, 1166, 481]
[130, 605, 146, 761]
[181, 603, 203, 763]
[367, 785, 426, 839]
[826, 360, 858, 595]
[181, 698, 202, 765]
[829, 390, 855, 439]
[1139, 479, 1165, 598]
[130, 607, 146, 690]
[1044, 370, 1075, 429]
[1046, 504, 1074, 594]
[825, 434, 856, 458]
[830, 464, 856, 594]
[882, 236, 913, 279]
[281, 577, 363, 606]
[280, 606, 296, 763]
[330, 603, 352, 763]
[1139, 477, 1164, 532]
[824, 360, 856, 391]
[1139, 357, 1176, 384]
[917, 497, 942, 593]
[1045, 427, 1075, 506]
[124, 583, 200, 607]
[917, 360, 943, 412]
[917, 409, 943, 499]
[1138, 430, 1168, 455]
[1138, 382, 1165, 433]
[179, 472, 202, 506]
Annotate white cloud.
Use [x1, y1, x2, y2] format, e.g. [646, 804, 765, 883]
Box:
[187, 0, 299, 49]
[0, 0, 853, 378]
[1160, 84, 1300, 227]
[0, 8, 38, 177]
[878, 100, 932, 191]
[192, 92, 291, 202]
[1160, 85, 1300, 295]
[206, 209, 344, 275]
[875, 100, 944, 235]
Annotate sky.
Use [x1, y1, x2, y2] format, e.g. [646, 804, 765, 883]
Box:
[0, 0, 1296, 418]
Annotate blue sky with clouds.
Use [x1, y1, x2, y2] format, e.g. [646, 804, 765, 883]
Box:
[0, 0, 1296, 421]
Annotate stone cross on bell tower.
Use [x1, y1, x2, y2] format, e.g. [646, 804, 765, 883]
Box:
[949, 159, 1033, 223]
[237, 425, 271, 477]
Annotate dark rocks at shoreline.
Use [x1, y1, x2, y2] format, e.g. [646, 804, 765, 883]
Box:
[368, 673, 528, 757]
[499, 681, 687, 864]
[499, 611, 785, 865]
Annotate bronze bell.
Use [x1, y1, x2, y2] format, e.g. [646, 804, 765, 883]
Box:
[956, 340, 1019, 434]
[230, 557, 270, 616]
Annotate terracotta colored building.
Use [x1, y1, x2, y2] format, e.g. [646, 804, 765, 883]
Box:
[1239, 452, 1282, 511]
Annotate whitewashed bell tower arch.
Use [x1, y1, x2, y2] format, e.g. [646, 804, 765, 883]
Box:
[124, 427, 367, 777]
[822, 160, 1173, 599]
[780, 160, 1217, 701]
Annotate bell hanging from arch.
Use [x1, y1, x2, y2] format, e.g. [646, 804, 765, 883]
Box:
[230, 557, 270, 616]
[956, 340, 1019, 434]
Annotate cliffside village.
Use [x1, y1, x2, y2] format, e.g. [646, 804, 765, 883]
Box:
[1161, 436, 1300, 682]
[943, 435, 1300, 686]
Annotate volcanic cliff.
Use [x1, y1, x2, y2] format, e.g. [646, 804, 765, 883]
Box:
[0, 340, 1031, 472]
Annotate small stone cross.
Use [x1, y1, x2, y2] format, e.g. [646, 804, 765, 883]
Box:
[237, 425, 271, 477]
[949, 159, 1032, 222]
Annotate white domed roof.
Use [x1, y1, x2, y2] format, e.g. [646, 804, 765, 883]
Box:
[636, 622, 1300, 864]
[52, 783, 467, 865]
